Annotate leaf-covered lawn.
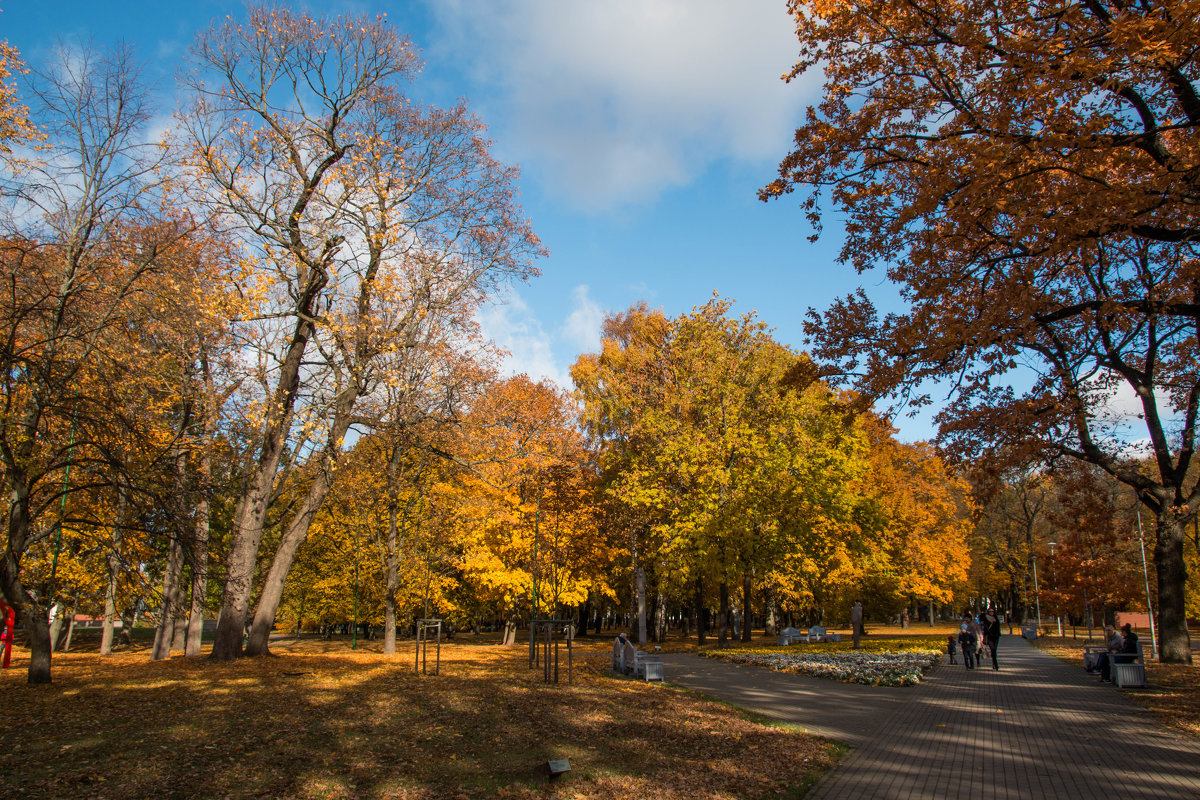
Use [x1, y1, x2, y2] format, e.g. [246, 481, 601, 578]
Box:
[702, 634, 946, 686]
[1, 636, 837, 800]
[1033, 634, 1200, 740]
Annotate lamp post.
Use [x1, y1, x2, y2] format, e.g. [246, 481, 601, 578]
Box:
[1032, 549, 1042, 634]
[1048, 542, 1063, 636]
[1134, 507, 1159, 660]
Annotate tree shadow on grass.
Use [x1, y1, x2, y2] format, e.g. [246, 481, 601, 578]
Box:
[2, 643, 833, 799]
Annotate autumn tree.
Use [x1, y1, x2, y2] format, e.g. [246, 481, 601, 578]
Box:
[455, 376, 604, 646]
[767, 0, 1199, 662]
[0, 43, 177, 682]
[574, 298, 873, 645]
[178, 7, 541, 660]
[846, 416, 972, 624]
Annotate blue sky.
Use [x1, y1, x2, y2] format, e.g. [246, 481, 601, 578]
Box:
[2, 0, 941, 442]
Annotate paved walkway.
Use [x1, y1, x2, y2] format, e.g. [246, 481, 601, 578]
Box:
[660, 638, 1200, 799]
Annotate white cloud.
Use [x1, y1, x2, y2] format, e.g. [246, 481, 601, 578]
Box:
[560, 284, 605, 353]
[426, 0, 813, 211]
[478, 290, 570, 389]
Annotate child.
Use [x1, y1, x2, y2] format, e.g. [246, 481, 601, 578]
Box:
[947, 634, 957, 665]
[958, 620, 977, 669]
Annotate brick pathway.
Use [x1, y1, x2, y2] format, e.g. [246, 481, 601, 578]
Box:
[659, 637, 1200, 799]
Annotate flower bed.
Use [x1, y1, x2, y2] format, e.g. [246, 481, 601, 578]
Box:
[704, 647, 942, 686]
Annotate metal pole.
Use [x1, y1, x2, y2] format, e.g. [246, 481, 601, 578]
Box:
[1032, 552, 1042, 633]
[1135, 507, 1159, 660]
[1048, 542, 1062, 636]
[529, 490, 540, 668]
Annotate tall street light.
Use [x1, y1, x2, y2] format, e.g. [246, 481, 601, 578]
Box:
[1032, 548, 1042, 634]
[1134, 507, 1159, 660]
[1048, 542, 1062, 636]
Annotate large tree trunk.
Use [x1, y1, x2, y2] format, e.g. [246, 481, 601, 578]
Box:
[695, 575, 706, 645]
[2, 479, 51, 682]
[245, 360, 362, 657]
[1154, 511, 1192, 664]
[23, 603, 52, 684]
[765, 588, 777, 636]
[210, 310, 320, 661]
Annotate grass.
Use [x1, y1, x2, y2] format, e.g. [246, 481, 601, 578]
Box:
[1, 633, 839, 800]
[1031, 632, 1200, 740]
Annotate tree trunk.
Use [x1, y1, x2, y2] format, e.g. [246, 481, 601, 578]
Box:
[578, 596, 592, 638]
[635, 565, 647, 646]
[383, 492, 400, 655]
[654, 591, 667, 643]
[1154, 511, 1193, 664]
[741, 572, 753, 643]
[23, 603, 52, 684]
[765, 589, 777, 636]
[152, 533, 185, 661]
[245, 383, 360, 657]
[186, 382, 216, 657]
[717, 581, 730, 647]
[100, 565, 119, 655]
[61, 611, 77, 652]
[695, 575, 706, 645]
[101, 487, 127, 656]
[211, 310, 319, 661]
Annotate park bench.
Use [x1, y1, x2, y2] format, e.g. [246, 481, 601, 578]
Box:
[634, 649, 664, 682]
[806, 625, 841, 643]
[612, 637, 664, 681]
[1110, 641, 1147, 688]
[777, 626, 806, 645]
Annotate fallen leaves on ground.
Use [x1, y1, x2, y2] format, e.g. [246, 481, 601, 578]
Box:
[1, 636, 836, 800]
[1033, 635, 1200, 739]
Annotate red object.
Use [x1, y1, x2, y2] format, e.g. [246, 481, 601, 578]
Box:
[0, 601, 14, 668]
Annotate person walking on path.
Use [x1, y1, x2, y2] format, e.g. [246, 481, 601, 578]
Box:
[983, 609, 1001, 670]
[851, 601, 864, 649]
[958, 619, 977, 669]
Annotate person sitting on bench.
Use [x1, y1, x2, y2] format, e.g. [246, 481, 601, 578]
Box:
[1088, 625, 1123, 674]
[1099, 624, 1139, 684]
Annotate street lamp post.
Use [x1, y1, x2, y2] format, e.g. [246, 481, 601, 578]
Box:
[1032, 550, 1043, 634]
[1048, 542, 1062, 636]
[1134, 507, 1159, 660]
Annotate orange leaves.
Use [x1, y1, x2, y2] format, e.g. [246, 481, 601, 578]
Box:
[0, 42, 36, 153]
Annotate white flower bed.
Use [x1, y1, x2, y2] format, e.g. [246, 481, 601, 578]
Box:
[714, 649, 941, 686]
